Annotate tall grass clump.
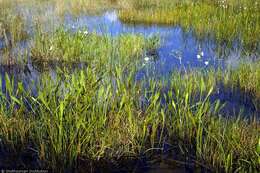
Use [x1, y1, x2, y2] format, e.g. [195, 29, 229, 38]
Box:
[30, 28, 159, 67]
[222, 61, 260, 111]
[118, 0, 260, 52]
[0, 0, 27, 48]
[0, 0, 29, 66]
[0, 64, 259, 172]
[164, 70, 259, 171]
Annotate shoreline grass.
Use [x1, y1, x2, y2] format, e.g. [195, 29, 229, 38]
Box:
[0, 0, 30, 41]
[118, 0, 260, 52]
[1, 0, 259, 53]
[30, 28, 159, 66]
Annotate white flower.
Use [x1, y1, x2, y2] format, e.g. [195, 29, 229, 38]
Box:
[197, 54, 201, 59]
[83, 30, 88, 35]
[204, 61, 209, 66]
[144, 57, 150, 61]
[49, 46, 53, 51]
[201, 51, 204, 57]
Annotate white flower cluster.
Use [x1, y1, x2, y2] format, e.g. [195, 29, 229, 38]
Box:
[79, 30, 89, 36]
[196, 49, 209, 66]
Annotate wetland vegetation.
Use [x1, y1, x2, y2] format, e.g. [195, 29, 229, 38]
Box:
[0, 0, 259, 172]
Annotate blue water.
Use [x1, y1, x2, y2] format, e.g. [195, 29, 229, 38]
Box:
[64, 11, 226, 76]
[0, 10, 258, 117]
[0, 39, 4, 50]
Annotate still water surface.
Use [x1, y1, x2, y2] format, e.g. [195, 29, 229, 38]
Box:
[0, 9, 259, 172]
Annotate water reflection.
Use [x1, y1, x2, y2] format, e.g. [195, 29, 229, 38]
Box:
[0, 10, 258, 117]
[64, 11, 226, 76]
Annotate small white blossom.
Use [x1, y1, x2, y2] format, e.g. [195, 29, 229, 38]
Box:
[144, 57, 150, 61]
[84, 30, 88, 35]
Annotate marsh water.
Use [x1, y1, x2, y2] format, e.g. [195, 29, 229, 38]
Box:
[0, 9, 259, 172]
[1, 10, 259, 114]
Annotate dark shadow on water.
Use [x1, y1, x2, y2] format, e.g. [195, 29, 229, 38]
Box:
[0, 147, 212, 173]
[210, 82, 260, 118]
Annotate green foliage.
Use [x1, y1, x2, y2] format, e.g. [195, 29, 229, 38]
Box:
[0, 62, 259, 171]
[31, 28, 159, 67]
[0, 0, 259, 172]
[119, 0, 260, 52]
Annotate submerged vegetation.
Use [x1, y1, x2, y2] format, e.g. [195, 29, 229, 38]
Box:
[0, 0, 259, 172]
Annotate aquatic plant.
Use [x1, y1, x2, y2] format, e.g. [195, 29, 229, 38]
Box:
[0, 0, 259, 172]
[30, 28, 159, 67]
[0, 1, 27, 48]
[118, 0, 260, 52]
[223, 61, 260, 111]
[0, 63, 259, 172]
